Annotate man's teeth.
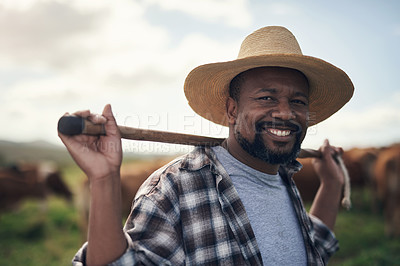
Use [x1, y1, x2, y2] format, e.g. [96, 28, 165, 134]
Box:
[268, 129, 291, 137]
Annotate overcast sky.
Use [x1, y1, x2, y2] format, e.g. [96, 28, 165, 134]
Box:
[1, 0, 399, 153]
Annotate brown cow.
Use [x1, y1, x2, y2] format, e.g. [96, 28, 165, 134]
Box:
[293, 147, 379, 203]
[342, 147, 379, 187]
[374, 144, 400, 237]
[119, 158, 172, 216]
[0, 163, 72, 212]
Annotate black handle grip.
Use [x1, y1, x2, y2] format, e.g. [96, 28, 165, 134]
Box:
[57, 116, 85, 135]
[57, 116, 106, 136]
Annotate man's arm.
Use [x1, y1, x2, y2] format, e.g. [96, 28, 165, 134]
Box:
[309, 139, 344, 230]
[59, 104, 127, 265]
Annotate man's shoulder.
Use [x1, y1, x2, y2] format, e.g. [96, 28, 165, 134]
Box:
[134, 146, 217, 200]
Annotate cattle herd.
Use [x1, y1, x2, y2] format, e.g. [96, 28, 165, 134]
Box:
[0, 162, 72, 212]
[294, 143, 400, 237]
[1, 143, 399, 239]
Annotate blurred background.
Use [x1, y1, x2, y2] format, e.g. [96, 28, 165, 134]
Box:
[0, 0, 399, 265]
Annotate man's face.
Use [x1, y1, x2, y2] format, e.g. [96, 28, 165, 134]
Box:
[228, 67, 309, 165]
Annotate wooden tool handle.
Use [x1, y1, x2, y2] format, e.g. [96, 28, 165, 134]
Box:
[57, 116, 322, 157]
[57, 116, 225, 146]
[297, 148, 322, 158]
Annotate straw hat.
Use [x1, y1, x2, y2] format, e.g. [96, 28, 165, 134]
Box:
[184, 26, 354, 126]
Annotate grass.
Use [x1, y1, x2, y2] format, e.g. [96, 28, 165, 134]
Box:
[329, 188, 400, 265]
[1, 164, 399, 265]
[331, 210, 400, 265]
[0, 198, 81, 266]
[0, 164, 84, 266]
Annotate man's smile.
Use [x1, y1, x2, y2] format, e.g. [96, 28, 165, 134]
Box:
[267, 128, 291, 137]
[257, 120, 301, 142]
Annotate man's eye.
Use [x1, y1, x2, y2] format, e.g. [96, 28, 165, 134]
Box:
[292, 99, 308, 105]
[259, 96, 273, 101]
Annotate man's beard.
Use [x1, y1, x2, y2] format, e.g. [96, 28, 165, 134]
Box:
[235, 121, 303, 165]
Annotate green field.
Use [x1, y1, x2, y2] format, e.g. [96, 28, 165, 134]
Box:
[1, 164, 400, 265]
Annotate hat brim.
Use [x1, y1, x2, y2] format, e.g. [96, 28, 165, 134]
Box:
[184, 54, 354, 127]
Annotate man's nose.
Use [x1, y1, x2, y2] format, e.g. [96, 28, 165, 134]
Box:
[271, 101, 295, 120]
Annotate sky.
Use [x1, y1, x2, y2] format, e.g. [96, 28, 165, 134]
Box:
[0, 0, 399, 154]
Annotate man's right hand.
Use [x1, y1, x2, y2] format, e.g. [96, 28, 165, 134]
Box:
[58, 104, 122, 181]
[59, 104, 128, 265]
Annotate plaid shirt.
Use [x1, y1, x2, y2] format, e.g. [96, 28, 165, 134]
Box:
[73, 146, 338, 265]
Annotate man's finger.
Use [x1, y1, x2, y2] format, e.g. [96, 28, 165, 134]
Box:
[101, 104, 121, 137]
[72, 109, 91, 118]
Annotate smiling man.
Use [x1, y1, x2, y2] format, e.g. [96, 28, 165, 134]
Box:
[60, 26, 354, 265]
[213, 66, 323, 265]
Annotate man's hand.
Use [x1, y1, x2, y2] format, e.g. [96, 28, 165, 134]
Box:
[58, 104, 122, 181]
[312, 139, 345, 188]
[59, 104, 127, 265]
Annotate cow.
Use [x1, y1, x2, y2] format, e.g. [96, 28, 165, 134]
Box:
[293, 147, 379, 203]
[0, 163, 73, 213]
[119, 158, 172, 217]
[293, 158, 320, 203]
[373, 144, 400, 237]
[342, 147, 379, 187]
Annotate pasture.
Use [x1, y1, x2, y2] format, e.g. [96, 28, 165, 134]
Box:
[1, 161, 400, 265]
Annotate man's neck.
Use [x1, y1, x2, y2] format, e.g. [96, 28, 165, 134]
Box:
[222, 137, 280, 175]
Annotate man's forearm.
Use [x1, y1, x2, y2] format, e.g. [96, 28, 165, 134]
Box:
[309, 181, 343, 230]
[87, 174, 127, 266]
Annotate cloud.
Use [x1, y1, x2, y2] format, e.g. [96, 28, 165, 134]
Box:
[143, 0, 252, 28]
[0, 1, 107, 69]
[0, 0, 241, 87]
[0, 0, 244, 145]
[0, 0, 174, 72]
[303, 93, 400, 149]
[267, 2, 302, 16]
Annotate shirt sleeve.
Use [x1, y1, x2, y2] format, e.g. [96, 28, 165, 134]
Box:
[71, 242, 87, 266]
[72, 194, 184, 266]
[308, 213, 339, 263]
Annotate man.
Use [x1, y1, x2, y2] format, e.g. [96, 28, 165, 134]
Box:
[59, 26, 354, 265]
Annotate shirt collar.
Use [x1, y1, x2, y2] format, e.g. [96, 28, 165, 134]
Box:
[179, 146, 213, 171]
[180, 145, 302, 175]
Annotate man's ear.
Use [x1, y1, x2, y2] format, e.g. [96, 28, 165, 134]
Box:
[226, 97, 238, 125]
